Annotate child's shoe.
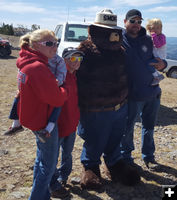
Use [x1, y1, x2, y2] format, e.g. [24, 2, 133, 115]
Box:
[151, 77, 160, 86]
[158, 73, 165, 81]
[151, 74, 164, 86]
[4, 125, 24, 135]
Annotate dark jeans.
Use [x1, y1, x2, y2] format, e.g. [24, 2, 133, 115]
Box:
[77, 104, 128, 168]
[121, 94, 161, 163]
[29, 124, 60, 200]
[50, 132, 76, 191]
[9, 97, 19, 120]
[9, 96, 61, 124]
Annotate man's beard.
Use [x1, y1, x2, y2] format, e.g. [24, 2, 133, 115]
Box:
[128, 27, 139, 37]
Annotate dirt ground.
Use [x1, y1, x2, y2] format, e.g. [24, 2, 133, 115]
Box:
[0, 35, 177, 200]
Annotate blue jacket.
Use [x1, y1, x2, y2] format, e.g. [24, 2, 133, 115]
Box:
[123, 27, 161, 101]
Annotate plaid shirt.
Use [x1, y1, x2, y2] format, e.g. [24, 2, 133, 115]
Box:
[48, 54, 67, 85]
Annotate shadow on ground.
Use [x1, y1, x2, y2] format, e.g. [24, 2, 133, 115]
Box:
[157, 104, 177, 126]
[60, 163, 177, 200]
[135, 104, 177, 126]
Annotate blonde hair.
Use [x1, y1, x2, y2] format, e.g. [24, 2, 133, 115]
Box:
[19, 29, 57, 48]
[146, 18, 162, 33]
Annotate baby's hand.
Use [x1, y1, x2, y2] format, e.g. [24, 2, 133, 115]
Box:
[150, 31, 156, 35]
[56, 79, 60, 86]
[15, 90, 20, 98]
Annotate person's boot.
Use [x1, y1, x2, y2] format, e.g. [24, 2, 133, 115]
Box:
[80, 165, 102, 189]
[144, 159, 159, 171]
[50, 185, 70, 198]
[106, 159, 141, 186]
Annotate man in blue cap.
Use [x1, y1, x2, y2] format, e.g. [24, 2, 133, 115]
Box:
[121, 9, 167, 170]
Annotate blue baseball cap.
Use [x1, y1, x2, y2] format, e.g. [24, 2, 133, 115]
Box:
[125, 9, 143, 20]
[62, 47, 84, 58]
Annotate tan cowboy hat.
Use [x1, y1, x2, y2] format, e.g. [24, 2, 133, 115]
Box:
[91, 9, 119, 29]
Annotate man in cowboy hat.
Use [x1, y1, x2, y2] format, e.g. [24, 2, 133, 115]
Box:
[76, 9, 140, 189]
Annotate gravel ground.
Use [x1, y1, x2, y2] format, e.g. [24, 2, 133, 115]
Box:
[0, 34, 176, 200]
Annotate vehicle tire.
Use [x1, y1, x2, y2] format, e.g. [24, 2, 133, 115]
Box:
[167, 67, 177, 79]
[5, 46, 12, 55]
[0, 47, 8, 57]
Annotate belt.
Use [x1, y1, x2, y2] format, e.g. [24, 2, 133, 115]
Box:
[82, 99, 127, 112]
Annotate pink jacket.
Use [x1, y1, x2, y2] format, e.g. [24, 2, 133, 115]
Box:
[151, 33, 166, 48]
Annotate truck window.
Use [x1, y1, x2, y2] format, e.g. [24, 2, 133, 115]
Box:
[65, 24, 88, 42]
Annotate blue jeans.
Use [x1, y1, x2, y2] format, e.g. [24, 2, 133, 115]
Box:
[50, 132, 76, 191]
[9, 97, 19, 120]
[48, 107, 61, 123]
[121, 94, 160, 163]
[78, 104, 128, 168]
[29, 124, 60, 200]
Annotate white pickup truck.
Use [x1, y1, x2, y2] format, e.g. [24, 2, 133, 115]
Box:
[54, 22, 177, 79]
[54, 22, 89, 56]
[164, 59, 177, 79]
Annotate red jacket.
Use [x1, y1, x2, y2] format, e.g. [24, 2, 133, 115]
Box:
[58, 72, 80, 137]
[16, 46, 67, 131]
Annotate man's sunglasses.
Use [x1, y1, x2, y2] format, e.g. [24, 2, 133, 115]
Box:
[38, 41, 59, 47]
[69, 56, 83, 62]
[129, 19, 142, 24]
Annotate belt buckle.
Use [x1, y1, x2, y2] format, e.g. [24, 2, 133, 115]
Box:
[114, 104, 120, 111]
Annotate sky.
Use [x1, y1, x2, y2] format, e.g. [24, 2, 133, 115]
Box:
[0, 0, 177, 37]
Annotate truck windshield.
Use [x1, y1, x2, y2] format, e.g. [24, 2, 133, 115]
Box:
[65, 24, 88, 42]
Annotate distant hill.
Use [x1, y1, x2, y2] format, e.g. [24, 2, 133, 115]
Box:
[166, 37, 177, 60]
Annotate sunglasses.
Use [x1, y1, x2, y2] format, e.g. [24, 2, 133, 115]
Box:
[129, 19, 142, 24]
[38, 41, 59, 47]
[69, 56, 83, 62]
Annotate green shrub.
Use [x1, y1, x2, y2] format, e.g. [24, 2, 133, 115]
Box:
[0, 23, 14, 35]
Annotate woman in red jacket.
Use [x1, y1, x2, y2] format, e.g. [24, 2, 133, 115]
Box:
[17, 29, 67, 200]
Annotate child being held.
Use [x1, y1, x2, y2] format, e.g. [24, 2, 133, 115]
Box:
[4, 53, 67, 141]
[34, 54, 67, 142]
[146, 18, 166, 85]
